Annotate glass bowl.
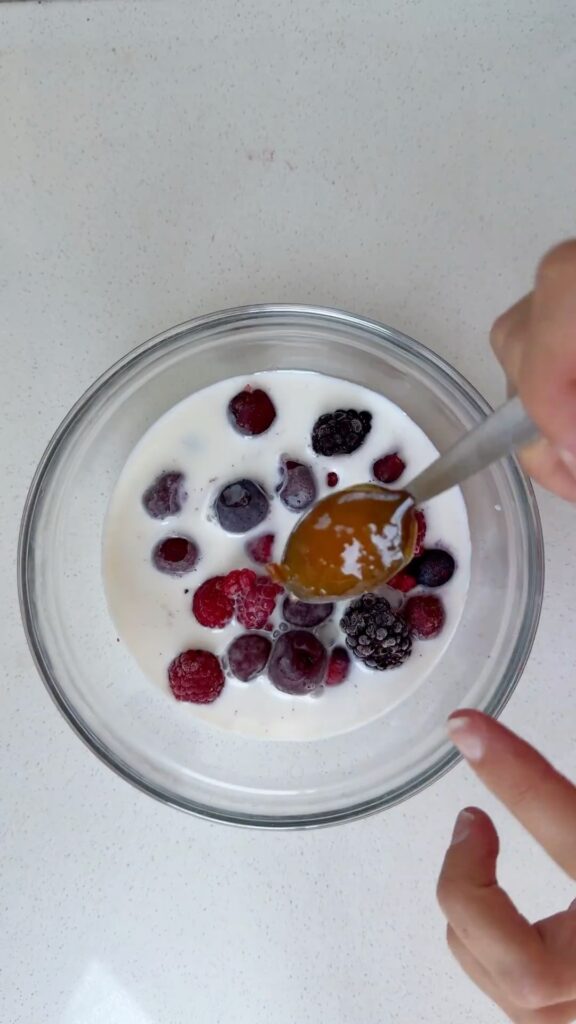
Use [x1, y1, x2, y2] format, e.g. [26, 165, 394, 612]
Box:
[18, 305, 544, 828]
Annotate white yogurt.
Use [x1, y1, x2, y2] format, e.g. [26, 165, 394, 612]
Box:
[103, 371, 470, 740]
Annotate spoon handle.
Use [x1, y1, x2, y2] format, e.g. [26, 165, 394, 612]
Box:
[408, 396, 539, 506]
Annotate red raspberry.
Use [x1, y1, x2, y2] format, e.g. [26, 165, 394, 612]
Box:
[222, 568, 257, 599]
[192, 577, 234, 628]
[235, 576, 283, 629]
[326, 646, 351, 685]
[373, 452, 405, 484]
[413, 508, 427, 556]
[326, 471, 339, 488]
[403, 594, 445, 639]
[168, 649, 225, 703]
[245, 533, 275, 565]
[388, 569, 417, 593]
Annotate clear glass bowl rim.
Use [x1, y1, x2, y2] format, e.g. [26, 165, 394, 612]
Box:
[18, 304, 544, 829]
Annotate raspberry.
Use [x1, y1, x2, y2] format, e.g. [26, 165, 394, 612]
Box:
[387, 569, 417, 593]
[277, 458, 317, 512]
[245, 532, 275, 565]
[326, 471, 339, 488]
[403, 594, 445, 639]
[311, 409, 372, 456]
[192, 577, 234, 628]
[215, 479, 269, 533]
[228, 387, 276, 436]
[168, 649, 225, 703]
[142, 471, 186, 519]
[268, 630, 328, 694]
[340, 593, 412, 670]
[326, 646, 351, 685]
[373, 452, 405, 484]
[152, 536, 199, 575]
[282, 597, 334, 627]
[235, 576, 283, 629]
[227, 633, 272, 681]
[412, 549, 455, 587]
[222, 568, 257, 599]
[414, 509, 427, 556]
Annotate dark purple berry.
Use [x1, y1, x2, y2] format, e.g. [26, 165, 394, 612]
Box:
[311, 409, 372, 456]
[268, 630, 328, 695]
[142, 471, 186, 519]
[326, 471, 339, 487]
[215, 479, 269, 533]
[228, 387, 276, 436]
[152, 536, 199, 575]
[227, 633, 272, 681]
[277, 458, 317, 512]
[282, 596, 334, 628]
[373, 452, 405, 484]
[412, 549, 455, 588]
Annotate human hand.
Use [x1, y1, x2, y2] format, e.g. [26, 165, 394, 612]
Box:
[437, 711, 576, 1022]
[491, 240, 576, 500]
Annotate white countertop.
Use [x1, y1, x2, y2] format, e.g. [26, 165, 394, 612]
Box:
[2, 2, 576, 1021]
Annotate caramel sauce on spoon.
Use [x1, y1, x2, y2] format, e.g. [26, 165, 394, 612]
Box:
[270, 484, 417, 601]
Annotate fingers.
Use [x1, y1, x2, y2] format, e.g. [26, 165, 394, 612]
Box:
[447, 711, 576, 880]
[437, 807, 576, 1008]
[490, 241, 576, 500]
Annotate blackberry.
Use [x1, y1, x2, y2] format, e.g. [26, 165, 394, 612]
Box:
[340, 593, 412, 670]
[311, 409, 372, 456]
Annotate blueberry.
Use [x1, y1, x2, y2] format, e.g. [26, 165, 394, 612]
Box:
[215, 479, 270, 533]
[228, 633, 272, 681]
[277, 458, 317, 512]
[268, 630, 328, 695]
[412, 549, 455, 588]
[282, 597, 334, 628]
[152, 536, 199, 575]
[142, 471, 186, 519]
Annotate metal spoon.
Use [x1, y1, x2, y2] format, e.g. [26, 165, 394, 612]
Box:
[272, 396, 538, 600]
[406, 394, 537, 505]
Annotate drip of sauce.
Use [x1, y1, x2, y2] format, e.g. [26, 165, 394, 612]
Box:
[270, 484, 417, 600]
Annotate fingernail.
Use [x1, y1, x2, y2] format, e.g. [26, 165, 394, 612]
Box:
[447, 714, 485, 762]
[557, 447, 576, 479]
[451, 809, 475, 845]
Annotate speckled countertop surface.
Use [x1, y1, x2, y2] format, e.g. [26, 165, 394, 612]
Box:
[2, 2, 576, 1022]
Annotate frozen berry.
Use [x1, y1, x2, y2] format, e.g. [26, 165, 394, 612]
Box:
[235, 576, 283, 630]
[245, 532, 275, 565]
[143, 471, 186, 519]
[340, 594, 412, 669]
[373, 452, 405, 484]
[277, 458, 317, 512]
[227, 633, 272, 681]
[228, 387, 276, 436]
[222, 568, 257, 599]
[215, 479, 269, 533]
[152, 536, 199, 575]
[311, 409, 372, 456]
[326, 646, 351, 685]
[412, 549, 455, 587]
[282, 597, 334, 628]
[192, 576, 234, 628]
[387, 569, 417, 593]
[403, 594, 445, 639]
[414, 509, 427, 556]
[268, 630, 328, 694]
[326, 471, 339, 487]
[168, 649, 225, 703]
